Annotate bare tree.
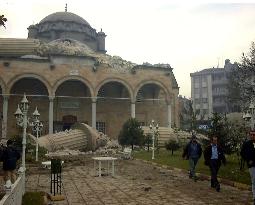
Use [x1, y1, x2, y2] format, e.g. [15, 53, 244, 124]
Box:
[229, 42, 255, 110]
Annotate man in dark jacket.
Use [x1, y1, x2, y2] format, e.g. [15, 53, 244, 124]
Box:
[204, 136, 226, 192]
[241, 130, 255, 205]
[182, 134, 202, 181]
[2, 139, 21, 183]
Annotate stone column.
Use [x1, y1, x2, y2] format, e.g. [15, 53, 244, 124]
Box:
[92, 98, 97, 129]
[131, 102, 136, 118]
[167, 104, 172, 128]
[49, 96, 54, 134]
[2, 95, 9, 139]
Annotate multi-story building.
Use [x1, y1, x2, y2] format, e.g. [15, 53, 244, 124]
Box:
[190, 59, 239, 121]
[178, 95, 192, 130]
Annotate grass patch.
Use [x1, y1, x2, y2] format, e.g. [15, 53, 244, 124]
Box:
[133, 149, 251, 185]
[22, 192, 45, 205]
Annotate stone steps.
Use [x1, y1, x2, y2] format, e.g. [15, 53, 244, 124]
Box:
[142, 126, 176, 147]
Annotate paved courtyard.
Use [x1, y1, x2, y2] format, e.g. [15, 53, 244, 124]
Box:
[26, 157, 253, 205]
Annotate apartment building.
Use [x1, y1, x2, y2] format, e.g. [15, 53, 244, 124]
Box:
[190, 59, 239, 120]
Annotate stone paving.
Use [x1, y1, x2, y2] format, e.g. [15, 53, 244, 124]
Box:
[26, 158, 253, 205]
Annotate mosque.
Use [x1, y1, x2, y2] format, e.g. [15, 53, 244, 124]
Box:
[0, 9, 179, 140]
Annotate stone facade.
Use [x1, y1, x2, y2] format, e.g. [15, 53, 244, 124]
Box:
[0, 11, 179, 140]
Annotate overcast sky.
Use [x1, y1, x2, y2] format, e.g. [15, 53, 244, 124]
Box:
[1, 0, 255, 98]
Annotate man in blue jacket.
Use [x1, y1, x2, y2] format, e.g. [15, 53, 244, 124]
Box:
[241, 130, 255, 205]
[2, 139, 21, 183]
[182, 134, 202, 181]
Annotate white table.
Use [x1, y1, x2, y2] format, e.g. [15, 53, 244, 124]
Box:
[92, 157, 117, 177]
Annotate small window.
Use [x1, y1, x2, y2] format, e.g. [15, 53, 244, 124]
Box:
[202, 98, 208, 103]
[195, 99, 200, 104]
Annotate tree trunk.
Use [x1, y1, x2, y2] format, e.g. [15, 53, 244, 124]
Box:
[171, 149, 173, 155]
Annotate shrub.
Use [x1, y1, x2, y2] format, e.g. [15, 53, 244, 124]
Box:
[165, 139, 180, 155]
[22, 192, 45, 205]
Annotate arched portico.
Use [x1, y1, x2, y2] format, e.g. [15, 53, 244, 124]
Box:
[95, 78, 133, 100]
[53, 79, 92, 132]
[8, 76, 50, 137]
[134, 80, 170, 103]
[7, 73, 51, 96]
[96, 79, 133, 138]
[134, 80, 173, 127]
[53, 76, 94, 98]
[0, 77, 7, 139]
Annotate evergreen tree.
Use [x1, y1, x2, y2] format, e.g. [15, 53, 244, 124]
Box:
[207, 113, 247, 154]
[118, 118, 145, 150]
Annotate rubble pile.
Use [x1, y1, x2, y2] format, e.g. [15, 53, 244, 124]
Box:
[36, 39, 171, 73]
[44, 136, 122, 159]
[45, 148, 88, 157]
[36, 39, 94, 57]
[94, 139, 122, 156]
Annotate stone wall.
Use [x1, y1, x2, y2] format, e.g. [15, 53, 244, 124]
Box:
[0, 55, 179, 139]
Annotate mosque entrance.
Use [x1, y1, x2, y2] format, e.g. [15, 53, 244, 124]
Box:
[62, 115, 77, 130]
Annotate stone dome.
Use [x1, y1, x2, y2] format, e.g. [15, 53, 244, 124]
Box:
[28, 11, 106, 53]
[39, 12, 90, 26]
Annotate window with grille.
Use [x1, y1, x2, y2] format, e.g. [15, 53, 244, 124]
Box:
[97, 88, 106, 101]
[96, 122, 106, 134]
[136, 90, 143, 102]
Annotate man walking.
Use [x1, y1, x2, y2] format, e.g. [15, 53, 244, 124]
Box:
[241, 130, 255, 205]
[1, 139, 21, 183]
[182, 134, 202, 181]
[204, 136, 226, 192]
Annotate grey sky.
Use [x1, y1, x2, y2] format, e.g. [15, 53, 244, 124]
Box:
[1, 1, 255, 97]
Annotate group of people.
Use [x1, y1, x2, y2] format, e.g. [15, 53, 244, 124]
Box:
[182, 135, 225, 192]
[182, 131, 255, 205]
[0, 139, 21, 184]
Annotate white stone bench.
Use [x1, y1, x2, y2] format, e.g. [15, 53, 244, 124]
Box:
[120, 147, 132, 159]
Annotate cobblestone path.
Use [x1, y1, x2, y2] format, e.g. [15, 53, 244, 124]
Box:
[26, 159, 253, 205]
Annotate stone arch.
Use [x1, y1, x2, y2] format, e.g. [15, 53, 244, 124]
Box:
[134, 80, 171, 104]
[0, 77, 6, 94]
[53, 76, 94, 98]
[95, 78, 133, 101]
[7, 73, 51, 96]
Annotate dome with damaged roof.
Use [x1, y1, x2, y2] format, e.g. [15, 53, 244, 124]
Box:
[39, 12, 90, 26]
[27, 11, 106, 53]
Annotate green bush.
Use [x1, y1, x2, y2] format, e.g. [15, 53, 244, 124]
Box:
[144, 134, 152, 152]
[165, 139, 180, 155]
[22, 192, 45, 205]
